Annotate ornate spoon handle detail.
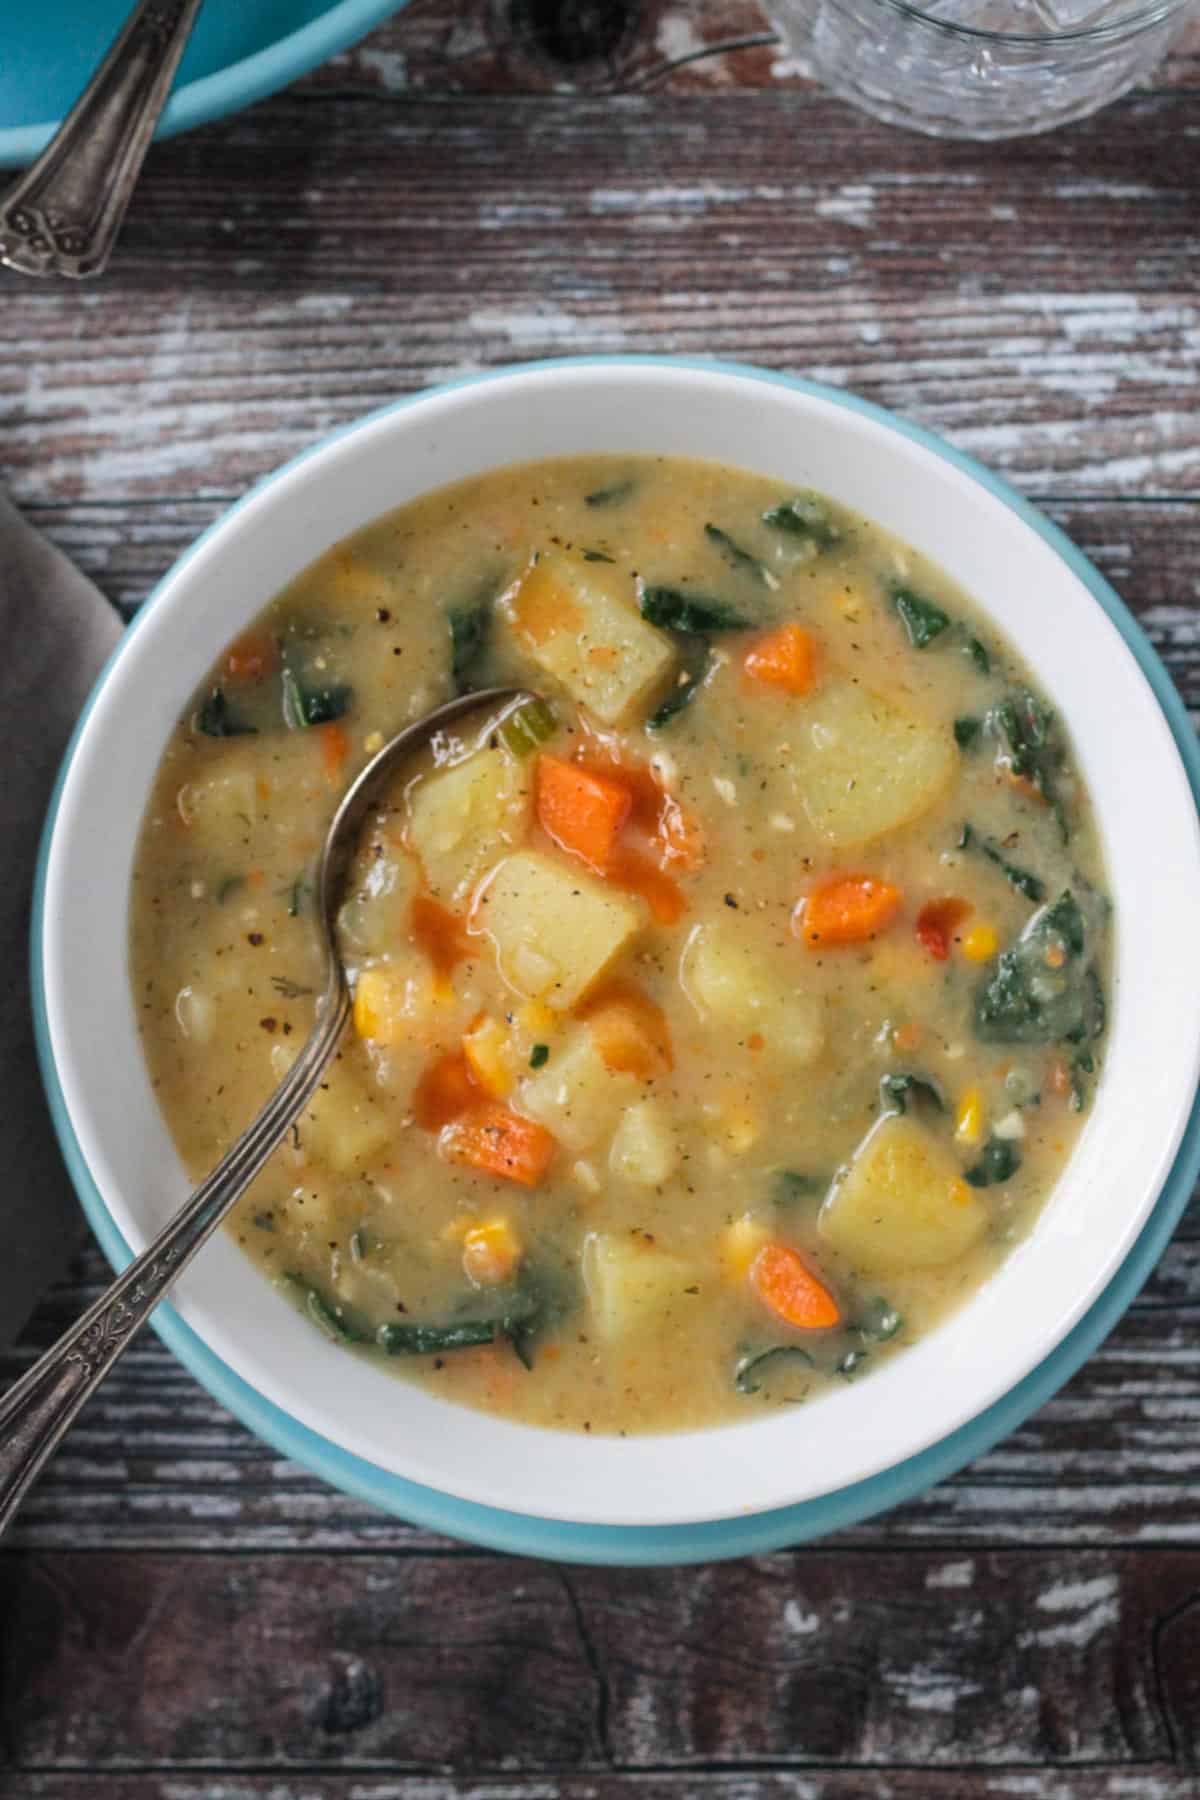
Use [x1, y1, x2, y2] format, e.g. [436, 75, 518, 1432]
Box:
[0, 982, 350, 1536]
[0, 0, 204, 278]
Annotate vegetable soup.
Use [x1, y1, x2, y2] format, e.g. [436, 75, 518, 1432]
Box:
[129, 456, 1110, 1433]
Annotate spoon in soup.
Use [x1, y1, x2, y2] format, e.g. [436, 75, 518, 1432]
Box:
[0, 684, 535, 1534]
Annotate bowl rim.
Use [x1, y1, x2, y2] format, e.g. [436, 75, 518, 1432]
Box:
[32, 354, 1200, 1561]
[0, 1, 407, 169]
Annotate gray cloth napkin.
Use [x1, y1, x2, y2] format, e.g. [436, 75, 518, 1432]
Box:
[0, 492, 122, 1347]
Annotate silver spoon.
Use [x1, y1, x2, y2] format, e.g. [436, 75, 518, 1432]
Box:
[0, 0, 204, 278]
[0, 684, 533, 1533]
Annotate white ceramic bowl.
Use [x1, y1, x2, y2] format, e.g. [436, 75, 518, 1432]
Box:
[37, 359, 1200, 1530]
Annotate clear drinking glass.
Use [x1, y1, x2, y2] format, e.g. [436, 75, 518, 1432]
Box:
[775, 0, 1196, 138]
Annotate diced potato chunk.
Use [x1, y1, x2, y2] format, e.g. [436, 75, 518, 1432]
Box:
[176, 759, 259, 848]
[681, 923, 824, 1064]
[818, 1114, 988, 1273]
[339, 831, 418, 956]
[517, 1025, 639, 1153]
[609, 1099, 678, 1187]
[583, 1231, 697, 1341]
[470, 850, 644, 1011]
[792, 682, 956, 848]
[501, 552, 675, 726]
[407, 748, 529, 906]
[300, 1060, 393, 1174]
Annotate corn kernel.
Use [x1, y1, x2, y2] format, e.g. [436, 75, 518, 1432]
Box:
[961, 923, 999, 963]
[462, 1013, 516, 1099]
[954, 1086, 984, 1147]
[462, 1218, 521, 1286]
[353, 966, 409, 1044]
[717, 1214, 771, 1282]
[517, 998, 558, 1039]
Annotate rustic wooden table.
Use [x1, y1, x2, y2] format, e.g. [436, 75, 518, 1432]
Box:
[3, 1, 1200, 1792]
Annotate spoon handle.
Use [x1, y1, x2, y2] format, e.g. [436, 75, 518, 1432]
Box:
[0, 985, 349, 1536]
[0, 0, 204, 279]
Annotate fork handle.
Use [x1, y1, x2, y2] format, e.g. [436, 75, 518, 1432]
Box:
[0, 0, 204, 278]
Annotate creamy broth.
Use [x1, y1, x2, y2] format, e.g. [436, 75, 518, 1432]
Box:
[129, 456, 1110, 1433]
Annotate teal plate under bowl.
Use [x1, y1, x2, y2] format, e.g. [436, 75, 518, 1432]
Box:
[0, 0, 407, 168]
[31, 358, 1200, 1565]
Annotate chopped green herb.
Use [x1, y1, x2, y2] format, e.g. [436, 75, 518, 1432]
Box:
[892, 584, 951, 649]
[281, 666, 351, 730]
[966, 636, 991, 675]
[196, 687, 256, 738]
[761, 494, 841, 550]
[959, 822, 1046, 904]
[216, 875, 245, 905]
[975, 891, 1104, 1045]
[286, 876, 312, 918]
[585, 479, 635, 508]
[498, 696, 557, 758]
[582, 549, 615, 563]
[990, 688, 1068, 836]
[640, 587, 753, 634]
[857, 1297, 903, 1341]
[735, 1345, 815, 1395]
[282, 1274, 363, 1343]
[965, 1138, 1022, 1187]
[954, 716, 982, 750]
[879, 1072, 945, 1116]
[252, 1212, 275, 1232]
[646, 640, 711, 732]
[704, 523, 778, 590]
[529, 1043, 550, 1070]
[448, 590, 492, 692]
[271, 974, 314, 1000]
[836, 1347, 869, 1378]
[774, 1170, 824, 1206]
[378, 1318, 498, 1356]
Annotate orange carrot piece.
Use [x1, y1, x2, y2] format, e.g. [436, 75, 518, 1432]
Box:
[743, 623, 819, 696]
[225, 629, 277, 681]
[607, 845, 686, 925]
[413, 1051, 479, 1131]
[914, 896, 971, 962]
[411, 894, 472, 990]
[580, 980, 673, 1077]
[796, 873, 902, 948]
[536, 754, 632, 872]
[750, 1242, 841, 1330]
[318, 721, 349, 785]
[442, 1102, 556, 1188]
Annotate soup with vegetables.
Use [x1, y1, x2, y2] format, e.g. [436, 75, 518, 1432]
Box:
[129, 456, 1110, 1434]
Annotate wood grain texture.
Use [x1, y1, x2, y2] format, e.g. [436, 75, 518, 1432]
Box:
[2, 92, 1200, 507]
[1, 1548, 1198, 1771]
[3, 1, 1200, 1793]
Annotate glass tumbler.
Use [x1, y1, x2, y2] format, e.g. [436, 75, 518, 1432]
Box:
[774, 0, 1196, 138]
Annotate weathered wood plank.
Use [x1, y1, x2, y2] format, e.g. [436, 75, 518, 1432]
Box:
[11, 1774, 1200, 1799]
[305, 0, 1200, 97]
[2, 96, 1199, 505]
[1, 1204, 1195, 1551]
[0, 1550, 1195, 1769]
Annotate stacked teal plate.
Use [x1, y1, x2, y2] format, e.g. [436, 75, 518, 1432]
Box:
[0, 0, 407, 168]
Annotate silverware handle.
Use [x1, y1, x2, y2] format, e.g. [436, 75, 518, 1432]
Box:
[0, 983, 349, 1535]
[0, 0, 204, 278]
